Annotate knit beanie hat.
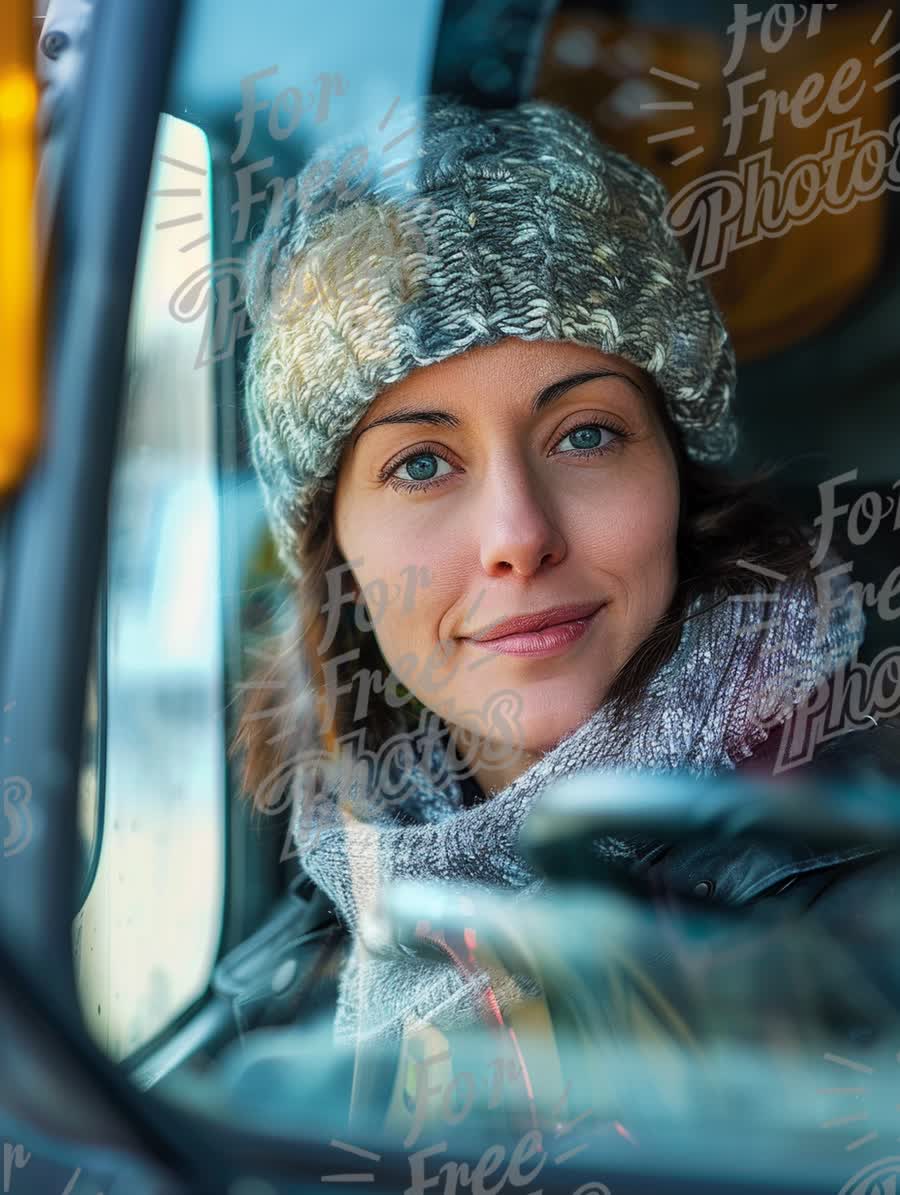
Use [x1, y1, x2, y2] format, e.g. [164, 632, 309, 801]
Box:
[243, 94, 739, 581]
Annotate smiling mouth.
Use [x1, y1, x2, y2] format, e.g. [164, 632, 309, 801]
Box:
[464, 605, 607, 659]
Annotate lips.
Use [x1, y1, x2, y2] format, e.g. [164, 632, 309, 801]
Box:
[464, 601, 606, 643]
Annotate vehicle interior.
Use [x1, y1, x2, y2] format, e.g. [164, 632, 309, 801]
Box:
[2, 0, 900, 1191]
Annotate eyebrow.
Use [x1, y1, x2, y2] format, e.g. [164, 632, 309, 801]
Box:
[350, 369, 648, 451]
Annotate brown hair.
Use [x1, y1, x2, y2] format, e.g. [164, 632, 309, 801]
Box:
[230, 386, 816, 821]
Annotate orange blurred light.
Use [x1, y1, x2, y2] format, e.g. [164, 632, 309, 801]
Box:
[0, 3, 39, 496]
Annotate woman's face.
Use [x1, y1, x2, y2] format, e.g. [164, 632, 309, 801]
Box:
[333, 336, 680, 787]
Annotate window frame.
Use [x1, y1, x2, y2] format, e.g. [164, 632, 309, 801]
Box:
[73, 548, 107, 914]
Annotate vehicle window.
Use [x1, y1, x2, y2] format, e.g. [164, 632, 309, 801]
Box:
[72, 113, 225, 1062]
[53, 2, 900, 1192]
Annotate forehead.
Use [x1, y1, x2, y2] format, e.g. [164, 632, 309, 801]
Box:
[369, 336, 654, 410]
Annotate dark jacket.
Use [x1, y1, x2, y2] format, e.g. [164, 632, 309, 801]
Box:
[637, 709, 900, 906]
[448, 683, 900, 1052]
[613, 694, 900, 1050]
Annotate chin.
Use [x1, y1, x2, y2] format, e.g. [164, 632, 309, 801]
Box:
[519, 699, 600, 755]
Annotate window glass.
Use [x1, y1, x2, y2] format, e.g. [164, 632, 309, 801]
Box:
[91, 2, 900, 1192]
[72, 114, 225, 1062]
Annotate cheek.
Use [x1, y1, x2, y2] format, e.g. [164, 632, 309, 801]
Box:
[576, 465, 679, 573]
[345, 528, 453, 660]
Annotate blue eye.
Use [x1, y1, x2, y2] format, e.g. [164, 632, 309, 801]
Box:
[554, 422, 626, 456]
[403, 454, 443, 482]
[381, 420, 631, 496]
[561, 426, 605, 451]
[383, 448, 455, 493]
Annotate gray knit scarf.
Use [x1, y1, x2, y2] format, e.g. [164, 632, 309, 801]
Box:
[290, 554, 864, 1047]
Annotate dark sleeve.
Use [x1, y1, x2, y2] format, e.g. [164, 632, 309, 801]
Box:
[582, 848, 900, 1060]
[695, 850, 900, 1049]
[783, 849, 900, 1043]
[736, 710, 900, 784]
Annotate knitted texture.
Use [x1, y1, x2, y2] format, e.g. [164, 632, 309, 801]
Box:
[291, 551, 866, 1046]
[243, 94, 739, 580]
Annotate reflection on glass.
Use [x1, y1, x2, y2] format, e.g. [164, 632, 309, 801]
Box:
[75, 649, 99, 902]
[72, 114, 225, 1061]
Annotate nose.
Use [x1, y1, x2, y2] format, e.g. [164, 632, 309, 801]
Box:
[478, 460, 566, 578]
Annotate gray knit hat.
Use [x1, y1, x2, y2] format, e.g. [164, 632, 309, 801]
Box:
[243, 94, 739, 580]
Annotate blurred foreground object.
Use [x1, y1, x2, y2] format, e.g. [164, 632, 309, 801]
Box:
[354, 769, 900, 1136]
[519, 769, 900, 877]
[377, 867, 900, 1124]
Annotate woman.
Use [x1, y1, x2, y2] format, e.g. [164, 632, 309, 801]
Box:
[233, 95, 900, 1127]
